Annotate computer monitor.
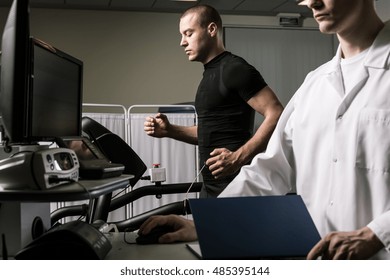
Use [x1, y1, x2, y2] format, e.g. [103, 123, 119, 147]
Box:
[29, 38, 83, 141]
[0, 0, 83, 151]
[0, 0, 30, 145]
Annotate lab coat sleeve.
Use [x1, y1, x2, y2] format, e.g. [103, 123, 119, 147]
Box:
[219, 98, 296, 198]
[367, 212, 390, 251]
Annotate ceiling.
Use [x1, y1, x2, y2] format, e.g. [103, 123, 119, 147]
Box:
[0, 0, 313, 18]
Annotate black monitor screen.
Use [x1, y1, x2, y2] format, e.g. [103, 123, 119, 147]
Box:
[0, 0, 30, 144]
[29, 39, 83, 140]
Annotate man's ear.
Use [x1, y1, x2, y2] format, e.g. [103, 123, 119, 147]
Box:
[207, 22, 218, 37]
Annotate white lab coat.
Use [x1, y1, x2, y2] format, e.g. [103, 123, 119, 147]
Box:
[220, 21, 390, 259]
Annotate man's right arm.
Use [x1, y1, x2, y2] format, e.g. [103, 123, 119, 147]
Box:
[144, 113, 198, 145]
[167, 123, 198, 145]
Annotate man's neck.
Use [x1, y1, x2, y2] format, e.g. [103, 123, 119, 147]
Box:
[202, 44, 226, 65]
[338, 15, 384, 59]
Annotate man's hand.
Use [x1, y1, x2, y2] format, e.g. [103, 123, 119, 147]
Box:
[138, 215, 198, 243]
[144, 113, 170, 138]
[307, 227, 384, 260]
[206, 148, 242, 179]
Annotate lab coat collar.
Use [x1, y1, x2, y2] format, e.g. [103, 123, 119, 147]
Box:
[364, 20, 390, 69]
[326, 20, 390, 74]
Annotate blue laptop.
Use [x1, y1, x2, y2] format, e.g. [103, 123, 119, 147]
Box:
[188, 195, 321, 259]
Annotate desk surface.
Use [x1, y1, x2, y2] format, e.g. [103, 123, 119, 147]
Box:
[0, 175, 133, 202]
[105, 232, 199, 260]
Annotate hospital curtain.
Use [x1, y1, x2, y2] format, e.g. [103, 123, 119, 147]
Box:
[128, 112, 198, 218]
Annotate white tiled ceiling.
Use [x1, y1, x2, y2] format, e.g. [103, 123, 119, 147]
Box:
[0, 0, 313, 17]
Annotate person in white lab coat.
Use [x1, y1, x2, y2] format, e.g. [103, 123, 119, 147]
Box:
[138, 0, 390, 259]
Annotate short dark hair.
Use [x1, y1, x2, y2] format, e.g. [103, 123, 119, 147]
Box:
[181, 4, 223, 31]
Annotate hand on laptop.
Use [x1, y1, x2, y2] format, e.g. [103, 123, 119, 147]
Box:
[307, 226, 384, 260]
[138, 215, 197, 243]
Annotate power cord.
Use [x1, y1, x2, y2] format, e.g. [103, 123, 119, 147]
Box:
[111, 183, 131, 200]
[74, 182, 93, 222]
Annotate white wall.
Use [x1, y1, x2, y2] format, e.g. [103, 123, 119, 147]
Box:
[0, 8, 202, 107]
[225, 27, 334, 107]
[376, 0, 390, 21]
[0, 3, 388, 108]
[0, 8, 318, 109]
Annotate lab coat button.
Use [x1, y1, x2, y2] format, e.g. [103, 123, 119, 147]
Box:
[333, 158, 338, 163]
